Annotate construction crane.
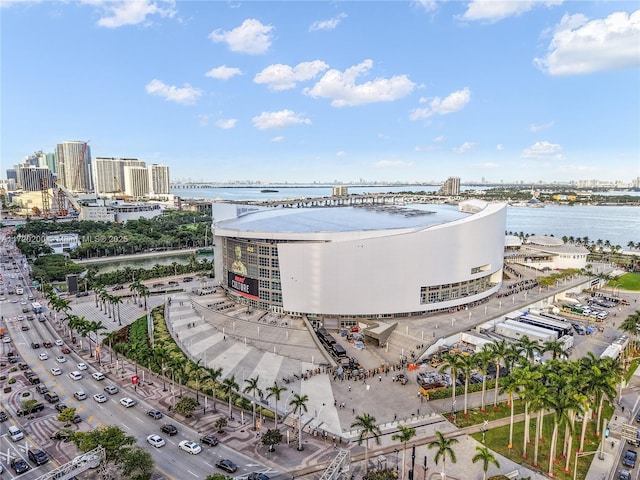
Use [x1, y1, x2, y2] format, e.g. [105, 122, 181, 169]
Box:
[40, 178, 51, 218]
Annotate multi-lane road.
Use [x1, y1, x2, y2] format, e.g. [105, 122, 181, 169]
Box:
[0, 240, 276, 479]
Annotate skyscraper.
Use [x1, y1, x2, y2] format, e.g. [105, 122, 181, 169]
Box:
[148, 164, 170, 195]
[55, 141, 92, 192]
[438, 176, 461, 196]
[123, 166, 149, 198]
[93, 157, 146, 195]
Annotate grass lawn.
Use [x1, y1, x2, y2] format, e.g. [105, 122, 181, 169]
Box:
[612, 272, 640, 291]
[470, 405, 615, 480]
[453, 399, 526, 428]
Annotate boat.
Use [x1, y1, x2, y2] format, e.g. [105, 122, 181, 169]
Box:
[261, 189, 279, 193]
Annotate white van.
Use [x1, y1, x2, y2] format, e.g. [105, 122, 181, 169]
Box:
[8, 425, 24, 441]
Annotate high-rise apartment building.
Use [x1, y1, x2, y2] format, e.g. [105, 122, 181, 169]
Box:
[123, 166, 149, 198]
[55, 141, 92, 192]
[93, 157, 145, 195]
[148, 164, 170, 195]
[438, 176, 461, 196]
[17, 166, 54, 191]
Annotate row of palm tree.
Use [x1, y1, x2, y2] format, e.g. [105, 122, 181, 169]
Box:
[438, 336, 625, 477]
[351, 413, 499, 480]
[128, 280, 150, 310]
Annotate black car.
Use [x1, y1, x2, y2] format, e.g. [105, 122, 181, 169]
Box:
[72, 414, 82, 424]
[113, 285, 124, 290]
[147, 409, 163, 419]
[200, 434, 219, 446]
[183, 277, 194, 282]
[10, 458, 30, 474]
[28, 448, 49, 465]
[36, 384, 49, 394]
[215, 459, 238, 473]
[0, 410, 7, 422]
[248, 473, 270, 480]
[161, 424, 178, 436]
[31, 341, 41, 349]
[55, 403, 68, 413]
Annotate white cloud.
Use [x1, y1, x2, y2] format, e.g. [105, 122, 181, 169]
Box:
[271, 136, 285, 142]
[433, 135, 445, 143]
[415, 0, 439, 12]
[145, 79, 201, 105]
[215, 119, 237, 129]
[496, 144, 504, 150]
[252, 110, 311, 130]
[556, 164, 597, 173]
[472, 162, 499, 168]
[452, 141, 475, 154]
[336, 151, 347, 157]
[254, 61, 329, 91]
[410, 87, 471, 120]
[529, 120, 555, 132]
[309, 13, 347, 31]
[205, 65, 242, 80]
[209, 18, 274, 55]
[535, 10, 640, 75]
[86, 0, 176, 28]
[372, 159, 413, 168]
[521, 140, 563, 158]
[459, 0, 562, 23]
[304, 59, 415, 107]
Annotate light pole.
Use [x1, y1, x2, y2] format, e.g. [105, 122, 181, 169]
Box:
[394, 449, 399, 473]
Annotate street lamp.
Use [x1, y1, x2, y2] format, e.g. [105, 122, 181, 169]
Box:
[394, 449, 399, 473]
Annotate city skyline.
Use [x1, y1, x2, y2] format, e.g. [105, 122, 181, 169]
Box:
[2, 1, 639, 184]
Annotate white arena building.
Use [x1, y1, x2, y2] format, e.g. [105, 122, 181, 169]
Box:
[212, 199, 507, 321]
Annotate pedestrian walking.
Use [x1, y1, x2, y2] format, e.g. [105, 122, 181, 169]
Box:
[348, 384, 351, 392]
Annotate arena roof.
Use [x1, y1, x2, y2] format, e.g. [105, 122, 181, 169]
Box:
[218, 204, 471, 234]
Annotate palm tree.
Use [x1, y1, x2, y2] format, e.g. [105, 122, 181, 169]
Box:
[542, 339, 566, 360]
[129, 280, 142, 304]
[85, 320, 105, 358]
[189, 360, 205, 404]
[517, 336, 538, 363]
[391, 424, 416, 480]
[351, 413, 381, 475]
[265, 382, 287, 430]
[486, 340, 509, 407]
[427, 431, 458, 480]
[472, 445, 500, 480]
[499, 371, 520, 452]
[290, 393, 309, 452]
[168, 356, 186, 395]
[458, 354, 477, 415]
[102, 330, 118, 364]
[151, 346, 168, 390]
[243, 375, 263, 430]
[514, 364, 542, 459]
[112, 294, 123, 325]
[475, 349, 493, 412]
[221, 375, 239, 419]
[204, 366, 223, 412]
[439, 352, 464, 418]
[138, 284, 150, 310]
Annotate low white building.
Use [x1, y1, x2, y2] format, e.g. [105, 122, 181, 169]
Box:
[46, 233, 80, 254]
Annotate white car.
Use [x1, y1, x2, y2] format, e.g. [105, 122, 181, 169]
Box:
[92, 372, 106, 381]
[104, 384, 119, 395]
[120, 397, 136, 408]
[56, 356, 66, 363]
[50, 367, 62, 376]
[2, 336, 10, 343]
[178, 440, 202, 455]
[74, 391, 87, 401]
[77, 363, 88, 371]
[147, 434, 165, 448]
[68, 371, 83, 381]
[54, 339, 64, 346]
[93, 393, 107, 403]
[38, 353, 49, 360]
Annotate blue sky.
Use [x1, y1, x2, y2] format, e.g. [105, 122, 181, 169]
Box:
[2, 0, 639, 184]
